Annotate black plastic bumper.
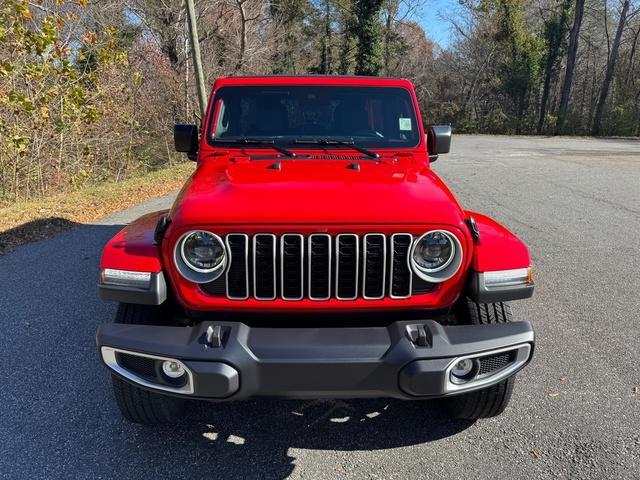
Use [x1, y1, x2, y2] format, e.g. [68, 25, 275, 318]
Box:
[96, 319, 534, 400]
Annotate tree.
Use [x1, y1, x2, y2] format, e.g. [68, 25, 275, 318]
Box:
[494, 0, 543, 134]
[592, 0, 632, 136]
[316, 0, 334, 73]
[537, 0, 572, 134]
[128, 0, 185, 69]
[351, 0, 385, 75]
[270, 0, 308, 74]
[556, 0, 585, 134]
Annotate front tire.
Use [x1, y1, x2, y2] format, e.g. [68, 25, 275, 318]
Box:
[446, 298, 516, 420]
[111, 303, 186, 425]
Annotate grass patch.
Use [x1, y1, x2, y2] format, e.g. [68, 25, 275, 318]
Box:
[0, 162, 194, 255]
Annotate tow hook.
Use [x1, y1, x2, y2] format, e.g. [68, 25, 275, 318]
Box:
[206, 325, 223, 347]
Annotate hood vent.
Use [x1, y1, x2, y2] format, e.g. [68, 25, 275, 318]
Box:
[306, 155, 365, 160]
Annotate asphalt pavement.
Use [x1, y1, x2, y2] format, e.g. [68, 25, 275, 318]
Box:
[1, 135, 639, 479]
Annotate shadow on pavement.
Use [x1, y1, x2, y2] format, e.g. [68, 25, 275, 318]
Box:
[127, 397, 473, 479]
[0, 217, 81, 255]
[0, 223, 472, 480]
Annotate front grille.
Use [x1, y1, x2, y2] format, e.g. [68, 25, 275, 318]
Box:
[202, 232, 435, 301]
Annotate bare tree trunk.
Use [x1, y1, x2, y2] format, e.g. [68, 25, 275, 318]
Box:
[556, 0, 585, 135]
[537, 0, 572, 134]
[319, 0, 332, 73]
[592, 0, 630, 136]
[234, 0, 248, 73]
[625, 25, 640, 87]
[382, 0, 399, 76]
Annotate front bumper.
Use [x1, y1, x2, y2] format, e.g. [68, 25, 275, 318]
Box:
[96, 319, 534, 400]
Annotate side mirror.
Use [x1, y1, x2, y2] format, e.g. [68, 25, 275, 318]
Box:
[174, 124, 199, 161]
[427, 125, 452, 162]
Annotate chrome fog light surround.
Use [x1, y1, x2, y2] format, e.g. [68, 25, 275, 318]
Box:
[174, 230, 228, 284]
[450, 358, 479, 384]
[409, 230, 463, 283]
[101, 346, 194, 395]
[162, 360, 187, 379]
[445, 343, 532, 394]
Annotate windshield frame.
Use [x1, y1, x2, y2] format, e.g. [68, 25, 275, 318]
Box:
[205, 85, 422, 151]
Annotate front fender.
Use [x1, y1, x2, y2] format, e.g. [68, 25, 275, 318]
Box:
[466, 212, 531, 271]
[465, 212, 534, 303]
[100, 210, 167, 272]
[98, 211, 168, 305]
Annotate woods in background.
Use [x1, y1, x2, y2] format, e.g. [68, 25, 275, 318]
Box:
[1, 0, 639, 203]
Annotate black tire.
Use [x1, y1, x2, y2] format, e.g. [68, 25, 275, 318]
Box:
[446, 297, 516, 420]
[112, 375, 186, 425]
[114, 302, 170, 326]
[111, 303, 186, 425]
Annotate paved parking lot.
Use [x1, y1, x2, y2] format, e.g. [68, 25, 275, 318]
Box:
[1, 135, 639, 479]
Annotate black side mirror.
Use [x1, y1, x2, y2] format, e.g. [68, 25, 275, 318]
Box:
[427, 125, 452, 162]
[174, 124, 199, 161]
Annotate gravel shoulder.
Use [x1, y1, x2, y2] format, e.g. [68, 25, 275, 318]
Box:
[1, 135, 639, 479]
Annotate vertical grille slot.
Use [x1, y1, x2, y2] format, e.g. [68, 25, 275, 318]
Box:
[225, 234, 249, 299]
[335, 234, 359, 300]
[281, 234, 304, 300]
[390, 233, 413, 298]
[308, 234, 331, 300]
[363, 234, 386, 299]
[253, 234, 276, 300]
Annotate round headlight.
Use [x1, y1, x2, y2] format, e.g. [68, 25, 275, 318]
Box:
[410, 230, 463, 283]
[179, 231, 226, 273]
[412, 231, 455, 273]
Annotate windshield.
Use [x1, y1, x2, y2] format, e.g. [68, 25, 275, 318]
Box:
[208, 86, 420, 149]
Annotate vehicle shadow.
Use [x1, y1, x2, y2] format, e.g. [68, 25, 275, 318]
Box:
[0, 222, 472, 480]
[129, 397, 473, 479]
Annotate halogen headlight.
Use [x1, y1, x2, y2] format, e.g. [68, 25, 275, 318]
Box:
[175, 231, 227, 283]
[410, 230, 463, 283]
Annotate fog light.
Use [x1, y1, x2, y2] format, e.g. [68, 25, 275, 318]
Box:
[162, 360, 186, 378]
[451, 358, 476, 383]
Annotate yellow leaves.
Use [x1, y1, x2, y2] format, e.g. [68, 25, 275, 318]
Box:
[133, 72, 143, 88]
[8, 134, 30, 153]
[66, 13, 77, 21]
[15, 3, 32, 20]
[78, 0, 88, 6]
[83, 31, 97, 45]
[0, 61, 13, 76]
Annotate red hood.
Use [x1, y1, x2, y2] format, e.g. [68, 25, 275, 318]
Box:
[169, 157, 466, 227]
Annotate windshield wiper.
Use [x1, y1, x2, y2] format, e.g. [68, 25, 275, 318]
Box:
[292, 138, 379, 159]
[213, 137, 295, 157]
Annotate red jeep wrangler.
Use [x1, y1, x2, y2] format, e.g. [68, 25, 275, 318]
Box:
[97, 76, 534, 424]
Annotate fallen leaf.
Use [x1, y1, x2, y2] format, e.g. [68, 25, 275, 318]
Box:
[548, 391, 560, 398]
[530, 449, 542, 458]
